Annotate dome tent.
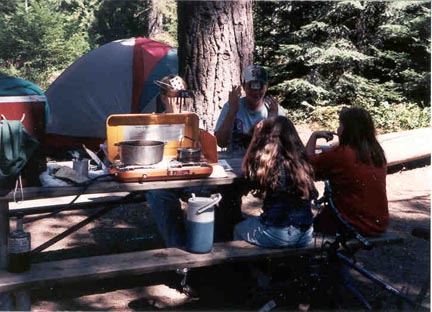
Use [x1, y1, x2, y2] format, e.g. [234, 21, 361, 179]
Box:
[45, 37, 178, 149]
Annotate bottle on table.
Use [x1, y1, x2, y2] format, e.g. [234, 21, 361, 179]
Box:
[7, 212, 31, 273]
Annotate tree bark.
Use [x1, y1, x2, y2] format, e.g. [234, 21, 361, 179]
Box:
[177, 0, 254, 131]
[147, 0, 164, 38]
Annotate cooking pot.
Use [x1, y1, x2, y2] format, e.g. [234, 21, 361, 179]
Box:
[115, 140, 165, 165]
[177, 147, 201, 163]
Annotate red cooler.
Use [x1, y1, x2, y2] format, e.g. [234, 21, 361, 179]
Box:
[0, 95, 47, 186]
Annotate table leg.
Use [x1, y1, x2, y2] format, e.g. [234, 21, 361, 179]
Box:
[0, 200, 9, 269]
[0, 293, 13, 311]
[15, 290, 31, 310]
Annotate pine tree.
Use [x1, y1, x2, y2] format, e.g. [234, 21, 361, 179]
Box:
[254, 1, 430, 110]
[0, 0, 91, 89]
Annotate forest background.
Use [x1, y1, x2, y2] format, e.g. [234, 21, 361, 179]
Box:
[0, 0, 430, 133]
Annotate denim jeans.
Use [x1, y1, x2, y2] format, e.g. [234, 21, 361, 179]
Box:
[233, 216, 313, 248]
[146, 186, 214, 248]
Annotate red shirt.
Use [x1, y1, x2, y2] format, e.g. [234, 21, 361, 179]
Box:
[308, 146, 389, 236]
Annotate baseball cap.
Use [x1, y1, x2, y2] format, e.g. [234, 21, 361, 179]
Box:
[243, 65, 268, 89]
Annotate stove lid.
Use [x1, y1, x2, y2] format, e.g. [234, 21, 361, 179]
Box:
[106, 113, 200, 163]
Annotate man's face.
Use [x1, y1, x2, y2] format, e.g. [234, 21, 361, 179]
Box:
[243, 82, 268, 109]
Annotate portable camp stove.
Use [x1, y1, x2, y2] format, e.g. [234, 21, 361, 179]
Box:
[106, 113, 216, 182]
[110, 158, 213, 182]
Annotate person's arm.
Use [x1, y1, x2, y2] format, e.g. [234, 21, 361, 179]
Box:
[264, 96, 280, 118]
[215, 109, 236, 148]
[305, 131, 336, 156]
[241, 120, 264, 174]
[215, 86, 242, 148]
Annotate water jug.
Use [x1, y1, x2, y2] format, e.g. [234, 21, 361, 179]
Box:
[186, 193, 222, 253]
[7, 213, 31, 273]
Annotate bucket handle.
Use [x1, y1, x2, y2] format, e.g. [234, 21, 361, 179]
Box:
[196, 193, 222, 214]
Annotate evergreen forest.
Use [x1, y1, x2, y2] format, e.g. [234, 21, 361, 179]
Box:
[0, 0, 430, 132]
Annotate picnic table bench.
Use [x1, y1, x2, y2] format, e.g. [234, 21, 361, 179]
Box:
[0, 231, 403, 310]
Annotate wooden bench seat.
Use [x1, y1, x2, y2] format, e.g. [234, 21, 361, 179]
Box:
[0, 231, 402, 296]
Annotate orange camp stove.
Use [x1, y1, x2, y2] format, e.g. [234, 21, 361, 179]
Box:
[110, 158, 213, 183]
[106, 113, 217, 182]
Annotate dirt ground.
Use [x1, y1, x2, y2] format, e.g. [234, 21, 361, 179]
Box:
[20, 160, 430, 311]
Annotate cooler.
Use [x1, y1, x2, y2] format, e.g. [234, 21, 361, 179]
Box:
[0, 95, 47, 186]
[0, 95, 46, 140]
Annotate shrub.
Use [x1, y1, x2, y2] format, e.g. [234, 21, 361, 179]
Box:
[288, 102, 430, 134]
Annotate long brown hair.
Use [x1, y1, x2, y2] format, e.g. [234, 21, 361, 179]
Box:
[339, 107, 387, 167]
[244, 116, 315, 199]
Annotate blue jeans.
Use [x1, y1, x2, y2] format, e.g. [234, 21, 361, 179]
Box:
[146, 187, 213, 248]
[233, 216, 313, 248]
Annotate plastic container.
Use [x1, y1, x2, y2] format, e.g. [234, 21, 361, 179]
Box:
[72, 158, 90, 177]
[186, 193, 222, 253]
[7, 213, 31, 273]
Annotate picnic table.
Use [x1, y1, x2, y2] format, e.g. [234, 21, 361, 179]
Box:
[0, 155, 246, 310]
[0, 153, 408, 310]
[0, 159, 240, 270]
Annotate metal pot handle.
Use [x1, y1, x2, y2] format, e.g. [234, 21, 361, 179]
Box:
[180, 135, 201, 148]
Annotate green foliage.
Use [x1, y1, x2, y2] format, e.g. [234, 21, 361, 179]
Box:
[0, 0, 17, 14]
[90, 0, 177, 47]
[306, 39, 373, 67]
[363, 102, 430, 132]
[289, 101, 430, 134]
[255, 1, 430, 132]
[335, 73, 406, 106]
[152, 0, 177, 46]
[272, 78, 329, 106]
[90, 0, 148, 45]
[0, 0, 177, 90]
[0, 0, 90, 89]
[288, 104, 343, 132]
[0, 0, 429, 135]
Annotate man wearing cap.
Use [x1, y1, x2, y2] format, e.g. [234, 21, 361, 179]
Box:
[214, 65, 285, 241]
[215, 65, 285, 155]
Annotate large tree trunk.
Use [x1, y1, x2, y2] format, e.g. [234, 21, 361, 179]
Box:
[177, 1, 254, 131]
[146, 0, 164, 38]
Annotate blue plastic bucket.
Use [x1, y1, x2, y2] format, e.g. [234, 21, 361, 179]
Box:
[186, 193, 222, 253]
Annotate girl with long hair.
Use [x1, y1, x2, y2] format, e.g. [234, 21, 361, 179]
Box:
[305, 107, 389, 236]
[234, 116, 316, 248]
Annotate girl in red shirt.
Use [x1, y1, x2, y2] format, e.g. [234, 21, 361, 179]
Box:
[305, 107, 389, 236]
